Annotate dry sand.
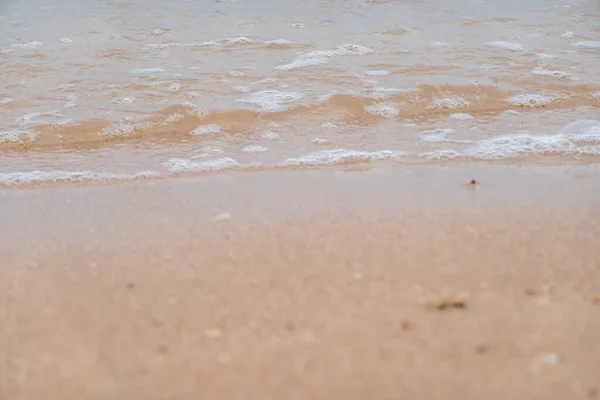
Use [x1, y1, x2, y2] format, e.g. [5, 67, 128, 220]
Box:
[1, 164, 600, 400]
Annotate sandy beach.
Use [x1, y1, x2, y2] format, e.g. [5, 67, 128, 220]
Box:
[1, 165, 599, 400]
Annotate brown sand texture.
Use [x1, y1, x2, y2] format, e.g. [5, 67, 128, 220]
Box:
[1, 165, 600, 400]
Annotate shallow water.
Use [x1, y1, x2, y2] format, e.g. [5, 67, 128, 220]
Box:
[1, 0, 599, 185]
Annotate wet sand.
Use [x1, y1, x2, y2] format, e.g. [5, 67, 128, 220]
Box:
[1, 164, 600, 399]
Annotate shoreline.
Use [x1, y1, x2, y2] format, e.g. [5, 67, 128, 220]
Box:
[2, 164, 600, 399]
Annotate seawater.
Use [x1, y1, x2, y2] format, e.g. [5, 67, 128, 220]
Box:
[1, 0, 599, 185]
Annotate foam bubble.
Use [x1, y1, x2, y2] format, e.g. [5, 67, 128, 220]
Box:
[163, 157, 245, 172]
[191, 124, 221, 135]
[238, 90, 303, 112]
[282, 149, 397, 167]
[536, 53, 556, 59]
[147, 42, 216, 49]
[161, 113, 185, 125]
[226, 70, 244, 77]
[0, 170, 158, 185]
[463, 132, 600, 158]
[424, 126, 600, 160]
[101, 121, 154, 137]
[114, 96, 136, 104]
[261, 131, 280, 140]
[0, 98, 13, 105]
[0, 130, 37, 144]
[275, 44, 374, 70]
[508, 94, 555, 107]
[531, 67, 573, 80]
[429, 96, 470, 110]
[485, 41, 524, 51]
[561, 31, 575, 39]
[234, 86, 251, 93]
[321, 123, 337, 128]
[222, 36, 253, 44]
[421, 149, 462, 160]
[10, 41, 43, 49]
[60, 38, 72, 43]
[365, 102, 400, 118]
[365, 70, 390, 77]
[131, 67, 166, 74]
[263, 39, 293, 46]
[17, 110, 65, 124]
[242, 145, 268, 153]
[572, 41, 600, 48]
[420, 128, 454, 142]
[558, 120, 600, 135]
[450, 113, 474, 120]
[312, 138, 330, 144]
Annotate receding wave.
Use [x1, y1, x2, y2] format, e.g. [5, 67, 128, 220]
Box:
[0, 170, 159, 186]
[3, 83, 599, 152]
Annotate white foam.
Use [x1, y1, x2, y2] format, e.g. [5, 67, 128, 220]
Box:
[292, 23, 306, 28]
[0, 170, 158, 185]
[365, 102, 400, 118]
[321, 123, 337, 128]
[263, 39, 293, 46]
[222, 36, 253, 44]
[10, 41, 42, 49]
[233, 86, 251, 93]
[572, 41, 600, 48]
[163, 157, 246, 172]
[261, 131, 280, 140]
[536, 53, 556, 59]
[531, 67, 573, 80]
[423, 123, 600, 160]
[191, 124, 221, 135]
[114, 96, 136, 104]
[450, 113, 474, 120]
[131, 67, 166, 74]
[311, 138, 330, 145]
[147, 42, 216, 49]
[420, 128, 454, 142]
[558, 120, 600, 136]
[101, 121, 154, 137]
[181, 102, 207, 118]
[17, 110, 65, 124]
[463, 132, 600, 158]
[60, 38, 72, 43]
[282, 149, 397, 167]
[561, 31, 575, 39]
[508, 94, 555, 107]
[0, 130, 37, 144]
[168, 83, 182, 91]
[201, 146, 224, 154]
[161, 113, 185, 125]
[242, 145, 268, 153]
[365, 70, 390, 77]
[485, 41, 524, 51]
[429, 96, 470, 110]
[0, 98, 13, 105]
[421, 149, 462, 160]
[238, 90, 303, 112]
[275, 44, 374, 70]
